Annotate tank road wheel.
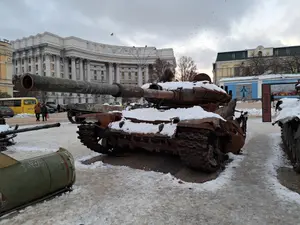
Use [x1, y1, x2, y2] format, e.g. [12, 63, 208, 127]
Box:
[176, 130, 226, 173]
[77, 123, 112, 154]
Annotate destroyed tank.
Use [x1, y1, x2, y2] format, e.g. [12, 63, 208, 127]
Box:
[273, 85, 300, 173]
[18, 73, 248, 172]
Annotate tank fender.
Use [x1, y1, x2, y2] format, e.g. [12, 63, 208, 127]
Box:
[176, 117, 224, 134]
[77, 112, 122, 128]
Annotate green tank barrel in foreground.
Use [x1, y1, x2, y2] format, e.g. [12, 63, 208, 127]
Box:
[0, 147, 76, 217]
[0, 123, 61, 136]
[19, 73, 231, 106]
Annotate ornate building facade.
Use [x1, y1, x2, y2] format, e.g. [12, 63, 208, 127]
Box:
[11, 32, 176, 104]
[0, 39, 13, 96]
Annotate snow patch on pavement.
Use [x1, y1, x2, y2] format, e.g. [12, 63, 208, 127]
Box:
[266, 133, 300, 204]
[14, 113, 35, 118]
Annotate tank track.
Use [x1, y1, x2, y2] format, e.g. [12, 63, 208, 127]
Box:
[77, 123, 113, 155]
[176, 129, 227, 172]
[281, 120, 300, 173]
[77, 123, 227, 172]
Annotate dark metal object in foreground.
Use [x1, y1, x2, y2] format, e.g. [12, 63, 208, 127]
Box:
[0, 147, 76, 217]
[0, 123, 61, 152]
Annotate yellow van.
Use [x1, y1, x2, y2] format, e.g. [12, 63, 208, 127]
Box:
[0, 97, 38, 115]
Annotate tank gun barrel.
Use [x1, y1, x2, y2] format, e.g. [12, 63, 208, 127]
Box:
[19, 74, 231, 106]
[0, 123, 61, 136]
[20, 74, 174, 99]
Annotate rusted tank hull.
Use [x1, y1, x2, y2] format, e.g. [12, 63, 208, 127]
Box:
[279, 119, 300, 173]
[76, 116, 247, 172]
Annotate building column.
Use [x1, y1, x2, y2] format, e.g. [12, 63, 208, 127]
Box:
[64, 57, 69, 79]
[32, 54, 36, 74]
[56, 55, 61, 78]
[24, 55, 28, 73]
[79, 59, 84, 81]
[86, 60, 91, 82]
[116, 63, 120, 83]
[138, 65, 142, 86]
[79, 59, 84, 99]
[39, 54, 43, 75]
[108, 63, 113, 84]
[45, 54, 51, 77]
[71, 57, 76, 80]
[145, 65, 149, 83]
[86, 60, 92, 103]
[55, 55, 61, 100]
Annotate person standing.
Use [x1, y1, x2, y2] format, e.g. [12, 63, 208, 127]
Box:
[57, 104, 61, 113]
[34, 102, 41, 121]
[41, 103, 48, 122]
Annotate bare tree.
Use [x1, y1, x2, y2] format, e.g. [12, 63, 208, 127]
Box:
[177, 56, 197, 81]
[158, 68, 175, 82]
[152, 58, 171, 82]
[239, 53, 300, 76]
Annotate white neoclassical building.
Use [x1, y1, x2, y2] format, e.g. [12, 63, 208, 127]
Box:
[11, 32, 176, 104]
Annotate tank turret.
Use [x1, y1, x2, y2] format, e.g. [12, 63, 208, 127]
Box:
[19, 73, 231, 108]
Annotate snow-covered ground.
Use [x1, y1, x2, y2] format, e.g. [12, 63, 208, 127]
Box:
[13, 113, 34, 118]
[1, 119, 300, 224]
[235, 107, 276, 117]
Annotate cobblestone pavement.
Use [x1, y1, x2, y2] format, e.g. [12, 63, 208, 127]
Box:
[1, 119, 300, 225]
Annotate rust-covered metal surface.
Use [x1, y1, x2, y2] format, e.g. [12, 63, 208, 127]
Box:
[19, 73, 231, 107]
[17, 73, 248, 173]
[76, 99, 248, 172]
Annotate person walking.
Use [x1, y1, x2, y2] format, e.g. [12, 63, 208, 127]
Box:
[41, 103, 48, 122]
[34, 102, 41, 121]
[57, 104, 61, 113]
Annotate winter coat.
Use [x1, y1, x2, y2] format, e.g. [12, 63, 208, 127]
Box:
[41, 105, 48, 114]
[34, 104, 41, 114]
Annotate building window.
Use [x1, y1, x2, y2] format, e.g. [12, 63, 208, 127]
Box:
[122, 72, 124, 79]
[43, 64, 46, 70]
[43, 55, 45, 61]
[51, 55, 55, 62]
[15, 60, 17, 66]
[35, 56, 38, 62]
[94, 75, 97, 80]
[69, 67, 71, 73]
[43, 72, 46, 76]
[36, 65, 38, 71]
[101, 76, 104, 81]
[101, 71, 104, 75]
[61, 73, 64, 78]
[128, 72, 131, 79]
[69, 75, 72, 79]
[16, 68, 18, 74]
[51, 72, 55, 77]
[142, 72, 144, 76]
[28, 58, 31, 64]
[51, 64, 54, 70]
[22, 67, 24, 73]
[22, 59, 24, 65]
[28, 66, 31, 72]
[94, 70, 97, 75]
[79, 98, 81, 103]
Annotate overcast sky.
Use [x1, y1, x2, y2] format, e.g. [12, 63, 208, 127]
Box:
[1, 0, 299, 76]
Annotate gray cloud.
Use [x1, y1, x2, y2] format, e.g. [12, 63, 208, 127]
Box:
[1, 0, 299, 76]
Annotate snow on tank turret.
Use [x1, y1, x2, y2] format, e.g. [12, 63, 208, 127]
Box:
[17, 71, 248, 172]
